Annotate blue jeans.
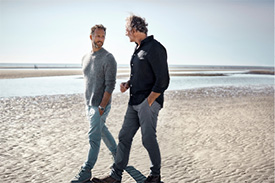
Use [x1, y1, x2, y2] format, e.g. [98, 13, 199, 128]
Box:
[111, 99, 161, 180]
[84, 104, 117, 170]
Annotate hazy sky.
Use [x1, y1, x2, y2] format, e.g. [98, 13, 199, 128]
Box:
[0, 0, 274, 66]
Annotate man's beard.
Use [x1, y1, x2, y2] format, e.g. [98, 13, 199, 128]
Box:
[93, 41, 103, 48]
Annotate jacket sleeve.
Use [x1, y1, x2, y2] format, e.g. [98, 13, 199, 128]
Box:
[148, 42, 170, 93]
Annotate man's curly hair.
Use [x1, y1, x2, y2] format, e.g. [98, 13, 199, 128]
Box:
[91, 24, 106, 35]
[126, 15, 148, 35]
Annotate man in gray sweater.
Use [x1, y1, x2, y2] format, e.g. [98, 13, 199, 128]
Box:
[71, 24, 117, 183]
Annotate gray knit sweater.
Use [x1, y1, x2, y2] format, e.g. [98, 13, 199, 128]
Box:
[82, 48, 117, 106]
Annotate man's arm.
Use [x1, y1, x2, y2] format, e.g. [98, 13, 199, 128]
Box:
[148, 43, 170, 105]
[147, 91, 160, 106]
[99, 54, 117, 116]
[98, 91, 111, 116]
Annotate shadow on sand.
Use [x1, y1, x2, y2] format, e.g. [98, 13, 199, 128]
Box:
[88, 166, 163, 183]
[125, 166, 146, 183]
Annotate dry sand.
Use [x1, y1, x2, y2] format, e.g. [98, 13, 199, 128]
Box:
[0, 86, 274, 183]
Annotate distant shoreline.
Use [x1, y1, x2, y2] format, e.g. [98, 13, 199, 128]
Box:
[0, 67, 274, 79]
[0, 63, 273, 70]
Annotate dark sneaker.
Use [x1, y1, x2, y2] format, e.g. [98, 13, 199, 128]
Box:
[71, 166, 91, 183]
[144, 175, 161, 183]
[92, 176, 121, 183]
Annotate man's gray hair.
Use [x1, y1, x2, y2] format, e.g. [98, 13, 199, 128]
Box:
[126, 15, 148, 35]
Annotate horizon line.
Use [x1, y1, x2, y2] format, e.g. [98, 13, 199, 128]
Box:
[0, 62, 274, 68]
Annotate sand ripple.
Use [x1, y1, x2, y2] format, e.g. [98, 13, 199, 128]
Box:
[0, 86, 274, 182]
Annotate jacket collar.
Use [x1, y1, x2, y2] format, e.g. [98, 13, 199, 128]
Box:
[135, 35, 154, 48]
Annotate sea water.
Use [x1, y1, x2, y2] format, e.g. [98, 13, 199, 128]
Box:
[0, 74, 274, 98]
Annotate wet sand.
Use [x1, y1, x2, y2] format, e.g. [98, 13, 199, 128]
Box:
[0, 69, 83, 79]
[1, 68, 273, 79]
[0, 86, 274, 183]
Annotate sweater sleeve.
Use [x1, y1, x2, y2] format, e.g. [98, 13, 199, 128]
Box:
[104, 53, 117, 94]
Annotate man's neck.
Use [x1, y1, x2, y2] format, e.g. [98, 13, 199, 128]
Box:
[92, 46, 102, 53]
[135, 33, 147, 46]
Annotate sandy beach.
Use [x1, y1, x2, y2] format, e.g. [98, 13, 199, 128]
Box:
[0, 84, 274, 183]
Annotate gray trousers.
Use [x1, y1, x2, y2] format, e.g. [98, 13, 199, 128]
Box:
[111, 98, 162, 180]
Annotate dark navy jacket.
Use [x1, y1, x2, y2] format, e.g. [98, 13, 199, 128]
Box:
[128, 35, 170, 108]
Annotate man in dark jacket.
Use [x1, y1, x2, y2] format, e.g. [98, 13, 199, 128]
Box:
[92, 15, 170, 183]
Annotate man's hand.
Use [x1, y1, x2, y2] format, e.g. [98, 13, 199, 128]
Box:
[99, 92, 110, 116]
[98, 108, 104, 116]
[120, 82, 129, 93]
[147, 97, 155, 107]
[147, 92, 161, 106]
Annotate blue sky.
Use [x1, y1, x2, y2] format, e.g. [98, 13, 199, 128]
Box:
[0, 0, 274, 66]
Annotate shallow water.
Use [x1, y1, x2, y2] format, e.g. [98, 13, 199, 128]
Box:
[0, 74, 274, 98]
[170, 74, 274, 90]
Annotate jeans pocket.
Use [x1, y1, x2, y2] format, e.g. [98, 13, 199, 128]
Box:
[142, 98, 150, 107]
[88, 106, 96, 119]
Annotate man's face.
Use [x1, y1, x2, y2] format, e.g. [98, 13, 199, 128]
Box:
[91, 28, 105, 49]
[125, 26, 135, 42]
